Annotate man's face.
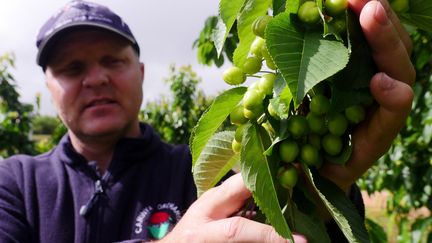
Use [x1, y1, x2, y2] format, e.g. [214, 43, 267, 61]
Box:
[45, 29, 144, 140]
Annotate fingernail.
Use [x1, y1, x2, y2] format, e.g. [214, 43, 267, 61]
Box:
[374, 2, 389, 25]
[292, 233, 308, 243]
[379, 73, 395, 91]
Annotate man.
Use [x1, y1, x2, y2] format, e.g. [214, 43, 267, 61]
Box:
[0, 0, 414, 242]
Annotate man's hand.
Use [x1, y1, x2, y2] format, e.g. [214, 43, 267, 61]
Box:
[161, 173, 307, 243]
[320, 0, 415, 192]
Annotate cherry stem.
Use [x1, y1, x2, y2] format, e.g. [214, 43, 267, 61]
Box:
[247, 74, 262, 78]
[259, 70, 275, 74]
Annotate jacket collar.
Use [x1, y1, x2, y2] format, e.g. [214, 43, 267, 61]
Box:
[54, 123, 163, 175]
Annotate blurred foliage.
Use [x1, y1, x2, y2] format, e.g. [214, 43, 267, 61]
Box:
[193, 16, 238, 68]
[0, 53, 36, 158]
[32, 115, 61, 135]
[34, 120, 67, 153]
[140, 65, 216, 144]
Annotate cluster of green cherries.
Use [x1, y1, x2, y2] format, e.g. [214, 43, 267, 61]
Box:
[297, 0, 348, 27]
[275, 92, 366, 189]
[231, 84, 366, 190]
[224, 0, 372, 190]
[222, 0, 352, 86]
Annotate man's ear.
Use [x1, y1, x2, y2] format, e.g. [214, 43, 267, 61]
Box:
[44, 69, 55, 90]
[140, 62, 145, 84]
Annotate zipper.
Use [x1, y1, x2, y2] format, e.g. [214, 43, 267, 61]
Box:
[80, 160, 112, 243]
[79, 179, 104, 217]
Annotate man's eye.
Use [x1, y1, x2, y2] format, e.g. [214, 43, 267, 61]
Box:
[60, 63, 84, 76]
[104, 57, 124, 67]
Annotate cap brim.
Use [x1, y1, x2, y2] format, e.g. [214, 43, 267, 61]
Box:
[37, 22, 139, 68]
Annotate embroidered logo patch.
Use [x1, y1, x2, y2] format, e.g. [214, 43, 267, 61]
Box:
[134, 203, 182, 240]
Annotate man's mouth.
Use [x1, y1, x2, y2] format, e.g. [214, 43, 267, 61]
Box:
[85, 98, 116, 109]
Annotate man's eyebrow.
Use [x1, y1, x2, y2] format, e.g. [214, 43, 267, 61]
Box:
[46, 42, 76, 67]
[47, 51, 72, 68]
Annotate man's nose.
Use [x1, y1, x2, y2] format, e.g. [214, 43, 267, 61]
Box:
[82, 64, 109, 87]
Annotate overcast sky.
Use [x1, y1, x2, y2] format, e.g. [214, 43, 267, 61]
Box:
[0, 0, 233, 115]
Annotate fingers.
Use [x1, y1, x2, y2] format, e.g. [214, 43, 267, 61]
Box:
[175, 216, 308, 243]
[359, 1, 415, 85]
[349, 0, 412, 54]
[348, 0, 367, 15]
[353, 72, 413, 166]
[377, 0, 413, 53]
[358, 72, 413, 153]
[320, 73, 413, 189]
[199, 216, 290, 243]
[320, 0, 416, 191]
[170, 174, 309, 242]
[191, 173, 252, 219]
[212, 218, 308, 243]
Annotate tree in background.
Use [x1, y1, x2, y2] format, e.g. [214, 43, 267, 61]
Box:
[140, 65, 214, 144]
[32, 115, 61, 135]
[31, 114, 65, 153]
[0, 53, 35, 158]
[193, 16, 238, 68]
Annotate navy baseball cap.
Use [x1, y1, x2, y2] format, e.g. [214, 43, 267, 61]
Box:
[36, 0, 140, 68]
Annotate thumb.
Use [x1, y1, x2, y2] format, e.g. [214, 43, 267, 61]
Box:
[370, 72, 413, 132]
[354, 72, 413, 165]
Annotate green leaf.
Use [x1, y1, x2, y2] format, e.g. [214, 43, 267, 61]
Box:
[411, 217, 432, 243]
[273, 72, 288, 95]
[263, 77, 292, 156]
[280, 87, 293, 108]
[329, 11, 375, 111]
[398, 217, 411, 242]
[323, 9, 347, 41]
[193, 131, 240, 197]
[233, 0, 272, 67]
[332, 11, 375, 90]
[269, 95, 290, 120]
[241, 124, 293, 240]
[213, 0, 247, 56]
[273, 0, 286, 16]
[190, 87, 247, 166]
[285, 0, 299, 15]
[293, 207, 331, 243]
[268, 75, 293, 122]
[399, 0, 432, 32]
[266, 12, 349, 106]
[304, 168, 370, 243]
[331, 87, 372, 112]
[365, 218, 388, 243]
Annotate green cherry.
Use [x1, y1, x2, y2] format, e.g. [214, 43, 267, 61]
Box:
[242, 56, 262, 75]
[279, 139, 300, 163]
[252, 15, 272, 38]
[298, 1, 321, 25]
[258, 73, 276, 95]
[324, 0, 348, 17]
[222, 67, 246, 85]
